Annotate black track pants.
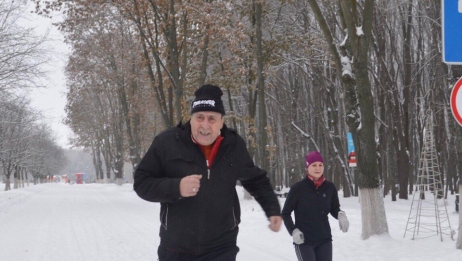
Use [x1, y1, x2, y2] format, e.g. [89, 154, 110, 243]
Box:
[294, 241, 332, 261]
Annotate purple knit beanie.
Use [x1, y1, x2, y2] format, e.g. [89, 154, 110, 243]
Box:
[305, 151, 324, 168]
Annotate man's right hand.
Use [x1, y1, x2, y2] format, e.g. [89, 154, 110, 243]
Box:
[180, 175, 202, 197]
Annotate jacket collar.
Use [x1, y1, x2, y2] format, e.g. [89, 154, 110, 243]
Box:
[305, 176, 326, 189]
[176, 120, 234, 164]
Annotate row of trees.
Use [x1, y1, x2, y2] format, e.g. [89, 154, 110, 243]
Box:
[0, 0, 68, 190]
[35, 0, 461, 245]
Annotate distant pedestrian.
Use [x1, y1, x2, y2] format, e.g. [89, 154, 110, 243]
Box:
[281, 151, 349, 261]
[134, 84, 282, 261]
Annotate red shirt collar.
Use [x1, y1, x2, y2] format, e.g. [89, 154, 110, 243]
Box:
[191, 135, 224, 168]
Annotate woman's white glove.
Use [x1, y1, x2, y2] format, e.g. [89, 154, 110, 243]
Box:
[338, 211, 349, 233]
[292, 228, 304, 244]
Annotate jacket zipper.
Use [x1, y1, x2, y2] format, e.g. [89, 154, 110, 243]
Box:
[197, 164, 209, 254]
[161, 205, 168, 230]
[231, 207, 237, 230]
[206, 160, 210, 179]
[196, 139, 228, 252]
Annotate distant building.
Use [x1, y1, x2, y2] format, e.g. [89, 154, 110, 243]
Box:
[75, 173, 86, 184]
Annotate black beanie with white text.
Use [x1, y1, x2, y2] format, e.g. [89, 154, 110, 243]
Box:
[190, 84, 226, 115]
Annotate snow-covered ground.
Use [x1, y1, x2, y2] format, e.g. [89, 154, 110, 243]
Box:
[0, 183, 460, 261]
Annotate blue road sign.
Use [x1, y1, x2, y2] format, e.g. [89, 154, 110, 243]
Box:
[442, 0, 462, 64]
[347, 132, 355, 153]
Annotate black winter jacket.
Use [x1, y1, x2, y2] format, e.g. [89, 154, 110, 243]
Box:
[281, 177, 341, 245]
[134, 121, 281, 255]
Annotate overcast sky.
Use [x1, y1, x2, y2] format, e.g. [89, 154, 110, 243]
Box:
[24, 4, 73, 148]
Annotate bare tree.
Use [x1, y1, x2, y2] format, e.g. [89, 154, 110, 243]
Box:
[0, 0, 50, 93]
[0, 94, 66, 190]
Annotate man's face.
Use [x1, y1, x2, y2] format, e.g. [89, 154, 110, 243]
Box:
[190, 111, 224, 146]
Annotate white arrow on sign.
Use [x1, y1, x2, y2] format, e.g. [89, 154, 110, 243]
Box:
[450, 77, 462, 126]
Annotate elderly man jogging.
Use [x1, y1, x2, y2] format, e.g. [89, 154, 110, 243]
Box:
[134, 84, 282, 261]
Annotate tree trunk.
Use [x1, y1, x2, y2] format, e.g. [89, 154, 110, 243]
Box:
[171, 1, 183, 123]
[102, 139, 112, 181]
[360, 188, 389, 239]
[4, 179, 11, 191]
[388, 136, 397, 202]
[95, 136, 104, 181]
[198, 29, 209, 87]
[131, 2, 173, 127]
[120, 77, 141, 176]
[339, 0, 389, 239]
[395, 1, 413, 200]
[20, 167, 25, 188]
[255, 1, 271, 181]
[13, 165, 19, 189]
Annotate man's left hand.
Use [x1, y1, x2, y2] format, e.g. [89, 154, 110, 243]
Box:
[268, 216, 282, 232]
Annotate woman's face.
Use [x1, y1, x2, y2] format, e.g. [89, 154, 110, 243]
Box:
[306, 162, 324, 180]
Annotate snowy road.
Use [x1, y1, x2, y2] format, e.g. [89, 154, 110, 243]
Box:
[0, 183, 460, 261]
[0, 184, 162, 261]
[0, 183, 292, 261]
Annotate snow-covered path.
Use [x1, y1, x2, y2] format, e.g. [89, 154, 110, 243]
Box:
[0, 183, 293, 261]
[0, 183, 460, 261]
[0, 184, 161, 260]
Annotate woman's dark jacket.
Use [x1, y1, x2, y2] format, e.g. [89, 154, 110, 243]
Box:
[134, 121, 281, 255]
[281, 177, 341, 245]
